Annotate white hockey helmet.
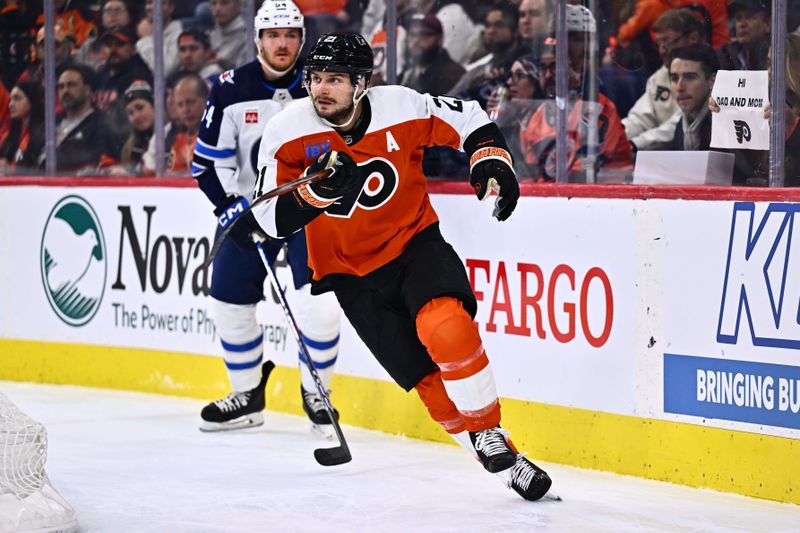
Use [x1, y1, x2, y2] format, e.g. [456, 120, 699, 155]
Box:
[565, 4, 596, 34]
[254, 0, 305, 45]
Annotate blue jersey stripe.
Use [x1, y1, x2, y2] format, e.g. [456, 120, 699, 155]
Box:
[195, 142, 236, 159]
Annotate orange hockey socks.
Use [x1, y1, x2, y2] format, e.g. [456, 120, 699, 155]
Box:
[416, 297, 501, 432]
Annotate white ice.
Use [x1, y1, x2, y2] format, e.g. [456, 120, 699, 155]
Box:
[2, 381, 797, 533]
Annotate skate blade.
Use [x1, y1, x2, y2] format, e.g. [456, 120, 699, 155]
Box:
[541, 489, 563, 502]
[310, 422, 334, 440]
[199, 412, 264, 432]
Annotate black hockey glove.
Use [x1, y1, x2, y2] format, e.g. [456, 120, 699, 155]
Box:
[469, 147, 519, 221]
[295, 150, 360, 208]
[213, 195, 267, 251]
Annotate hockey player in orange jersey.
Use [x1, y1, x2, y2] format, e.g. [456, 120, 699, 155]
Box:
[250, 32, 552, 501]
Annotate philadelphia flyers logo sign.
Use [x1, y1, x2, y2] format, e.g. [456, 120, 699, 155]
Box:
[326, 157, 399, 218]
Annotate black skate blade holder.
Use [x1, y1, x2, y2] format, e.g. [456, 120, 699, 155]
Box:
[256, 240, 352, 467]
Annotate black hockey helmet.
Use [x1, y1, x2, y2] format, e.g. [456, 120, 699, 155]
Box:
[303, 32, 374, 90]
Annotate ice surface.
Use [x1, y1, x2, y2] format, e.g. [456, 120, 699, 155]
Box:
[2, 381, 797, 533]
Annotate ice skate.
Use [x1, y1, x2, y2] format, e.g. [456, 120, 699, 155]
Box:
[469, 426, 518, 473]
[301, 385, 339, 438]
[495, 453, 553, 502]
[200, 361, 275, 432]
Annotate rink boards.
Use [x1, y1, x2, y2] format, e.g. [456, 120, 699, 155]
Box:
[1, 179, 799, 504]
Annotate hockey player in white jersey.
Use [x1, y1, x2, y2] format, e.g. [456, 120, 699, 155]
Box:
[247, 32, 553, 501]
[192, 0, 342, 433]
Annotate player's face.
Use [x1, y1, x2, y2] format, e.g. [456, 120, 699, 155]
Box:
[309, 71, 361, 123]
[258, 28, 302, 71]
[669, 58, 715, 116]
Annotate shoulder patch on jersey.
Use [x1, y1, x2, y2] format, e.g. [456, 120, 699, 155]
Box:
[219, 69, 235, 85]
[244, 108, 259, 124]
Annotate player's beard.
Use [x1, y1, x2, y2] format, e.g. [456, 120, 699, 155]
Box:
[313, 97, 355, 126]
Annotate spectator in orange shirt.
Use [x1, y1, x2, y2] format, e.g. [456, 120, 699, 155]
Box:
[19, 23, 75, 86]
[35, 0, 97, 47]
[520, 43, 632, 182]
[616, 0, 730, 49]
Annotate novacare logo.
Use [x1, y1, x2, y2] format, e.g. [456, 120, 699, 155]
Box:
[40, 195, 107, 326]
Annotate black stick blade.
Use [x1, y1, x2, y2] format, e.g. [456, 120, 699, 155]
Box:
[314, 446, 352, 467]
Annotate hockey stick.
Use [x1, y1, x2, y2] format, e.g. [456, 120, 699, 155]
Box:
[205, 167, 334, 267]
[255, 239, 352, 467]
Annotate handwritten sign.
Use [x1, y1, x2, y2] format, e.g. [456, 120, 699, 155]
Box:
[710, 70, 770, 150]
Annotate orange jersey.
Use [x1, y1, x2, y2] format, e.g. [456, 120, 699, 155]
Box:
[520, 93, 632, 182]
[617, 0, 730, 49]
[253, 86, 491, 280]
[36, 9, 97, 47]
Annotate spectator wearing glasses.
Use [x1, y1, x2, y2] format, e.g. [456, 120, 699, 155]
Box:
[520, 42, 632, 182]
[717, 0, 771, 71]
[76, 0, 136, 70]
[399, 13, 464, 96]
[486, 54, 543, 180]
[623, 8, 706, 152]
[0, 81, 44, 175]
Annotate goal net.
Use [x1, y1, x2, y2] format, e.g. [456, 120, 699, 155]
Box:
[0, 392, 78, 533]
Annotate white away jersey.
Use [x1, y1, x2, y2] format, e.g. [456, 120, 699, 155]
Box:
[192, 61, 307, 206]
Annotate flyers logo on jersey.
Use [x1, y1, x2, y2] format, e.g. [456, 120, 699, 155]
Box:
[326, 157, 399, 219]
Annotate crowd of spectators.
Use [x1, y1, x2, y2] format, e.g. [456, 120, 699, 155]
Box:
[0, 0, 798, 185]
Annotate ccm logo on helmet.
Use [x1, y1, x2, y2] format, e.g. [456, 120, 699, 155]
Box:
[327, 157, 399, 219]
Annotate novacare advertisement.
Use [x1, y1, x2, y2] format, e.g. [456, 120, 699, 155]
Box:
[1, 186, 298, 362]
[662, 201, 800, 438]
